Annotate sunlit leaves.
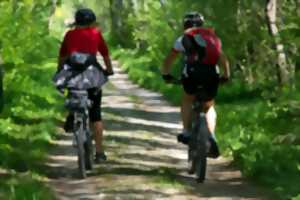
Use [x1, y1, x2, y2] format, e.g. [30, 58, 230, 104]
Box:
[0, 0, 55, 66]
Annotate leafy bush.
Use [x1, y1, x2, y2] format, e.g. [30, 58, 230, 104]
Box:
[0, 61, 62, 199]
[0, 2, 62, 198]
[0, 173, 55, 200]
[0, 62, 63, 170]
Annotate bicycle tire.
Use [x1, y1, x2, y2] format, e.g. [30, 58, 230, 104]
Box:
[84, 129, 93, 170]
[188, 148, 196, 175]
[76, 119, 87, 179]
[194, 114, 209, 183]
[188, 120, 199, 175]
[195, 145, 207, 183]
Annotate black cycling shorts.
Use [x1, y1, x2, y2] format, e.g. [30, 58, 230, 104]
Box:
[182, 64, 219, 101]
[88, 89, 102, 122]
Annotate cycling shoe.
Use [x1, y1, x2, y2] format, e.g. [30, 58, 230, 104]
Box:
[207, 136, 220, 158]
[177, 132, 190, 145]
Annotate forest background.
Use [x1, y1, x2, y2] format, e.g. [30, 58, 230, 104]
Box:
[0, 0, 299, 199]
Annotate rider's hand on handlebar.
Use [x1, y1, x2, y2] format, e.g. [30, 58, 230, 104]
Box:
[162, 74, 176, 84]
[219, 76, 229, 84]
[56, 87, 65, 96]
[103, 69, 114, 76]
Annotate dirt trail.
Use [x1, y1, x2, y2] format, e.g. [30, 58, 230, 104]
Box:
[46, 62, 269, 200]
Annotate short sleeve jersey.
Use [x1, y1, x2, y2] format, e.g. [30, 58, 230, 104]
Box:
[173, 36, 185, 52]
[172, 28, 222, 65]
[59, 27, 109, 58]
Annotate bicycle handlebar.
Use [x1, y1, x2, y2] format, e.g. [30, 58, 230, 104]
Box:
[162, 74, 229, 85]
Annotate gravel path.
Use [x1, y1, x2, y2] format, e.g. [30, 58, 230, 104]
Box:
[46, 63, 270, 200]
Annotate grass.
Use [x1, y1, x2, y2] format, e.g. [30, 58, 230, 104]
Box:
[152, 168, 185, 189]
[0, 173, 55, 200]
[216, 97, 300, 199]
[128, 95, 143, 107]
[0, 61, 63, 199]
[96, 164, 184, 189]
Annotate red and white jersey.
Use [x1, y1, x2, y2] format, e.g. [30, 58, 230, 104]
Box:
[59, 27, 109, 58]
[172, 27, 222, 65]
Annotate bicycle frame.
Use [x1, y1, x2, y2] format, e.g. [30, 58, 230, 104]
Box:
[65, 89, 93, 178]
[167, 79, 211, 182]
[188, 94, 210, 183]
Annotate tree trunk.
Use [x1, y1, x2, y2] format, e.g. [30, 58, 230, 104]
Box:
[0, 56, 4, 113]
[12, 0, 18, 13]
[48, 0, 58, 30]
[297, 0, 300, 16]
[109, 0, 123, 43]
[265, 0, 291, 86]
[138, 0, 145, 10]
[159, 0, 166, 7]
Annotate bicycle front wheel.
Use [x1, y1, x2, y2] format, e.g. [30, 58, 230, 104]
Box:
[195, 145, 207, 183]
[194, 116, 209, 183]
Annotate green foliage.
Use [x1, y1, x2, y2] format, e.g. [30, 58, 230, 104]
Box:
[216, 82, 300, 199]
[50, 0, 112, 39]
[0, 62, 63, 172]
[0, 61, 61, 199]
[279, 1, 300, 69]
[108, 0, 300, 87]
[0, 1, 59, 66]
[9, 0, 295, 198]
[0, 173, 55, 200]
[0, 1, 63, 198]
[0, 67, 3, 112]
[293, 194, 300, 200]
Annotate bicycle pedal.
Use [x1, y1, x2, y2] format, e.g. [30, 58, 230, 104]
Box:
[188, 162, 196, 174]
[188, 169, 195, 175]
[196, 177, 205, 183]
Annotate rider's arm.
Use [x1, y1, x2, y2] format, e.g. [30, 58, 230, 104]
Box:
[57, 33, 69, 71]
[98, 30, 114, 74]
[218, 52, 230, 79]
[103, 55, 113, 74]
[161, 50, 179, 75]
[57, 56, 67, 71]
[161, 36, 183, 75]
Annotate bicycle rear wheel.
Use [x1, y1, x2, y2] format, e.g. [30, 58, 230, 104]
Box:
[84, 130, 93, 170]
[75, 120, 87, 179]
[188, 148, 196, 175]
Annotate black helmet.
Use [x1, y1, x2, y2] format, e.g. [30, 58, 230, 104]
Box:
[74, 8, 96, 26]
[183, 12, 204, 29]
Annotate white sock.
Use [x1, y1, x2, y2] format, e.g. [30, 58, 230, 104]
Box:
[211, 132, 217, 141]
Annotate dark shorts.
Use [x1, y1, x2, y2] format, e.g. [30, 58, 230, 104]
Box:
[88, 89, 102, 122]
[182, 64, 219, 101]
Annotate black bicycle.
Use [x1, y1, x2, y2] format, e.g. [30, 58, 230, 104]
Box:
[65, 89, 94, 179]
[187, 88, 211, 183]
[170, 79, 215, 183]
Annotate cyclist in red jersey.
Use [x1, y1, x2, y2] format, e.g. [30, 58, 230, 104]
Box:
[161, 12, 230, 158]
[58, 8, 113, 163]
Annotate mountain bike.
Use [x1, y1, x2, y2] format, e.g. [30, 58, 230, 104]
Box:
[170, 80, 214, 183]
[65, 89, 94, 179]
[187, 87, 211, 183]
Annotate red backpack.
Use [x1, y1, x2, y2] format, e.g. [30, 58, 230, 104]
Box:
[182, 28, 221, 65]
